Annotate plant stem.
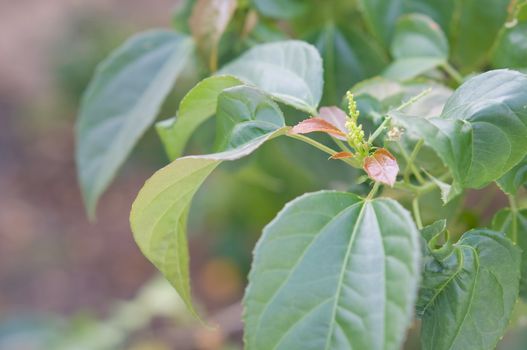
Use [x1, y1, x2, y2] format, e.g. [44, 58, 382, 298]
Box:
[366, 182, 381, 201]
[509, 195, 519, 244]
[397, 142, 426, 184]
[412, 197, 423, 229]
[287, 133, 360, 168]
[368, 116, 391, 144]
[441, 62, 463, 85]
[333, 138, 353, 154]
[395, 88, 432, 112]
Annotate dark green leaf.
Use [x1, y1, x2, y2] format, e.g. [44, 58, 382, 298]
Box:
[312, 24, 387, 104]
[492, 3, 527, 69]
[357, 0, 455, 48]
[219, 40, 323, 114]
[450, 0, 510, 70]
[76, 30, 194, 218]
[418, 229, 521, 350]
[384, 14, 448, 81]
[244, 191, 421, 350]
[155, 75, 243, 160]
[392, 70, 527, 195]
[492, 208, 527, 300]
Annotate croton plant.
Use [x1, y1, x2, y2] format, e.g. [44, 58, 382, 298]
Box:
[76, 0, 527, 349]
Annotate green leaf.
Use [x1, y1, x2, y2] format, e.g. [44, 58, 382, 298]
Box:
[215, 85, 286, 151]
[418, 229, 521, 350]
[384, 14, 448, 81]
[218, 40, 323, 114]
[392, 69, 527, 195]
[497, 156, 527, 195]
[76, 30, 194, 219]
[492, 208, 527, 300]
[244, 191, 421, 350]
[450, 0, 510, 70]
[131, 88, 286, 317]
[357, 0, 455, 48]
[492, 3, 527, 69]
[311, 24, 387, 104]
[155, 75, 243, 160]
[251, 0, 309, 19]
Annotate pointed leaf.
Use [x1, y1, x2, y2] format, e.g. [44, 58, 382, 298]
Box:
[76, 30, 194, 218]
[492, 208, 527, 300]
[155, 75, 243, 160]
[418, 229, 521, 350]
[330, 151, 354, 160]
[131, 88, 286, 317]
[218, 40, 323, 114]
[244, 191, 421, 350]
[252, 0, 308, 19]
[290, 117, 346, 138]
[363, 148, 399, 186]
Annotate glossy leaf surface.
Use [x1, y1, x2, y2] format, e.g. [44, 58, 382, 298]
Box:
[244, 191, 421, 350]
[76, 30, 194, 218]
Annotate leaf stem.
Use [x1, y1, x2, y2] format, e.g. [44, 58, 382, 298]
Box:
[366, 181, 381, 201]
[412, 197, 423, 229]
[368, 116, 391, 144]
[397, 142, 426, 184]
[287, 133, 361, 168]
[509, 195, 519, 244]
[441, 62, 463, 85]
[395, 88, 432, 112]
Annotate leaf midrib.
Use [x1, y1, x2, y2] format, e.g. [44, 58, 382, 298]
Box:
[323, 201, 368, 350]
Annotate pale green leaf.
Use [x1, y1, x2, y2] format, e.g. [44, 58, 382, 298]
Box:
[131, 88, 286, 317]
[418, 229, 521, 350]
[244, 191, 421, 350]
[218, 40, 323, 114]
[155, 75, 243, 160]
[76, 30, 194, 218]
[215, 85, 285, 151]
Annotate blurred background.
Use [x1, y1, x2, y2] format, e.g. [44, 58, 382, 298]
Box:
[1, 0, 527, 349]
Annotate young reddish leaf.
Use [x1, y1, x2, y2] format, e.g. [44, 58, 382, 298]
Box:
[290, 117, 346, 138]
[363, 148, 399, 186]
[319, 106, 348, 140]
[330, 151, 354, 160]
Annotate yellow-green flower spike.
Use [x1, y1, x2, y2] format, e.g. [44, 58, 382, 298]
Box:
[344, 91, 368, 156]
[346, 91, 360, 121]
